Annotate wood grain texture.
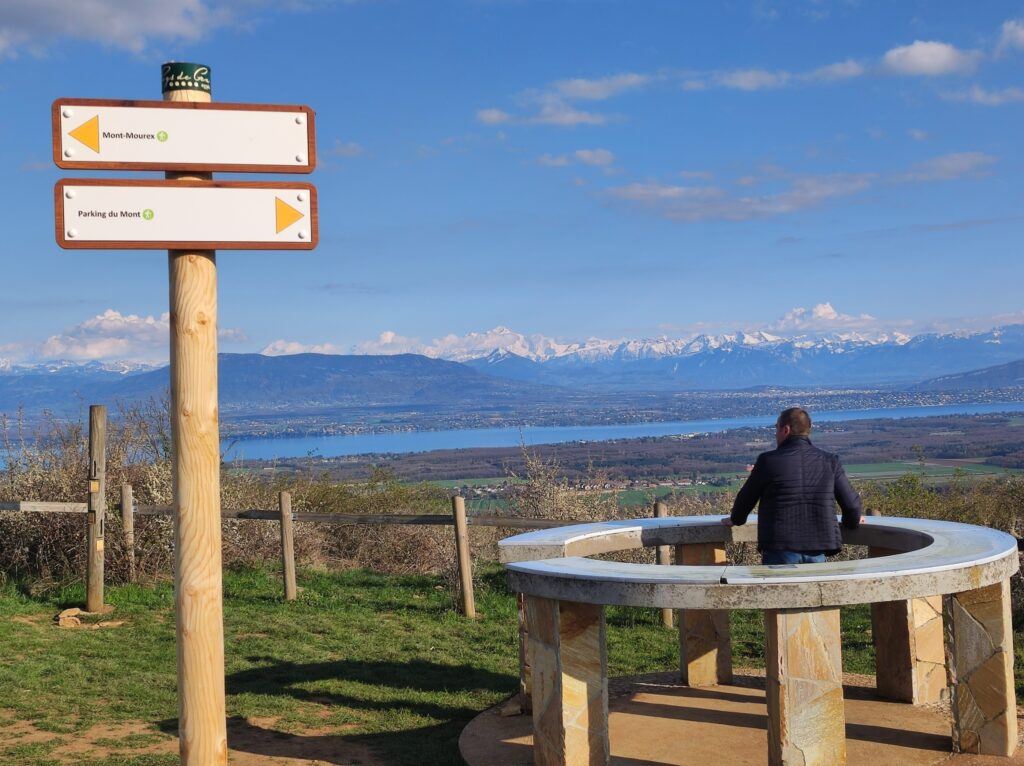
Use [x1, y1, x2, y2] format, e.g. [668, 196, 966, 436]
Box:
[121, 484, 136, 583]
[86, 405, 106, 613]
[453, 495, 477, 618]
[167, 81, 228, 766]
[279, 492, 297, 601]
[654, 501, 673, 628]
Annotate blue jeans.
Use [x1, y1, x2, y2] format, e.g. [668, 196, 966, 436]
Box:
[761, 550, 827, 565]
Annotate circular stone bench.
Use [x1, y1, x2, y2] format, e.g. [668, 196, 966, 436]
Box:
[499, 515, 1020, 766]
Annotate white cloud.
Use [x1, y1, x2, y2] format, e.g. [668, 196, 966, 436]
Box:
[261, 339, 345, 356]
[0, 0, 229, 57]
[895, 152, 996, 182]
[328, 139, 365, 158]
[766, 303, 887, 334]
[476, 108, 511, 125]
[997, 18, 1024, 54]
[351, 331, 426, 356]
[807, 59, 865, 82]
[538, 148, 615, 169]
[553, 73, 650, 100]
[881, 40, 980, 76]
[574, 148, 614, 167]
[606, 173, 872, 223]
[944, 85, 1024, 106]
[38, 310, 169, 363]
[529, 101, 607, 126]
[537, 153, 572, 167]
[908, 128, 929, 141]
[716, 69, 790, 90]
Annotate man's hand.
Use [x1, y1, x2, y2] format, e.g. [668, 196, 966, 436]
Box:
[720, 516, 734, 526]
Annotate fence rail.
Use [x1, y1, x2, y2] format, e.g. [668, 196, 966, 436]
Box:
[0, 485, 571, 613]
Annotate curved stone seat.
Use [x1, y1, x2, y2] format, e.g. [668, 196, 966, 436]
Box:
[500, 514, 1020, 765]
[500, 515, 1019, 609]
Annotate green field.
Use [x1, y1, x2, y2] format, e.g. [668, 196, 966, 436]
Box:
[0, 567, 892, 765]
[1, 565, 1022, 765]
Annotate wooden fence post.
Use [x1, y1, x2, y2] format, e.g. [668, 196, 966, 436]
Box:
[279, 491, 297, 601]
[654, 500, 673, 628]
[86, 405, 106, 612]
[452, 495, 476, 618]
[121, 484, 136, 583]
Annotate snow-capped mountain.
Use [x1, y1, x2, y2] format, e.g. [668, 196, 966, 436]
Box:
[460, 324, 1024, 390]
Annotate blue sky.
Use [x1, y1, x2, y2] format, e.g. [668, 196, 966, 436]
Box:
[1, 1, 1022, 364]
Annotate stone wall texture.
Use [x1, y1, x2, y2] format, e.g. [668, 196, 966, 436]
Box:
[766, 607, 847, 766]
[526, 596, 609, 766]
[945, 580, 1017, 756]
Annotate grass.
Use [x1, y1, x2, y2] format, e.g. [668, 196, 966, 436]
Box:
[0, 564, 1020, 765]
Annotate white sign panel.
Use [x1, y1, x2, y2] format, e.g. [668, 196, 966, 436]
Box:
[55, 180, 318, 250]
[52, 99, 315, 173]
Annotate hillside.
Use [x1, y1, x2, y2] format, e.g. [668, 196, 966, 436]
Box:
[912, 359, 1024, 392]
[0, 353, 570, 417]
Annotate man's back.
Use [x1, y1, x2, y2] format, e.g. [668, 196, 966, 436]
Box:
[730, 435, 862, 554]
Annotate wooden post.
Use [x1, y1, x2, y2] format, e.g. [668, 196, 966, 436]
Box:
[121, 484, 136, 583]
[654, 500, 673, 628]
[452, 495, 476, 618]
[86, 405, 106, 612]
[279, 491, 297, 601]
[164, 62, 228, 766]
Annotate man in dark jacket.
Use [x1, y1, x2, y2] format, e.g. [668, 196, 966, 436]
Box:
[724, 407, 862, 565]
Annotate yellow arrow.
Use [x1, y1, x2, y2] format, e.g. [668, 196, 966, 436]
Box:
[68, 115, 100, 154]
[275, 197, 304, 233]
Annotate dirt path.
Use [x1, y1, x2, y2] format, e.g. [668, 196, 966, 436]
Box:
[0, 710, 383, 766]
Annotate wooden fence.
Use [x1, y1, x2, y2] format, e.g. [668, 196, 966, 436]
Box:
[0, 404, 684, 620]
[0, 487, 575, 618]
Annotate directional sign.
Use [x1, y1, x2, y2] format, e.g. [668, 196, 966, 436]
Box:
[52, 99, 316, 173]
[55, 180, 318, 250]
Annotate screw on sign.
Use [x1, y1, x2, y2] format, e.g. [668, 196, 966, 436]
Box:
[50, 62, 319, 766]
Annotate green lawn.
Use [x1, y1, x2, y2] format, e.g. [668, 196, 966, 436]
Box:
[0, 565, 1021, 765]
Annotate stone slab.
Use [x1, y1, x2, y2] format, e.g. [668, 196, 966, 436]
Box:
[460, 672, 1023, 766]
[504, 516, 1019, 610]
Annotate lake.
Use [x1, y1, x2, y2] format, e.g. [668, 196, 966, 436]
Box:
[221, 401, 1024, 461]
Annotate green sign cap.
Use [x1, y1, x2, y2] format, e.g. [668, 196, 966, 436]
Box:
[161, 62, 212, 95]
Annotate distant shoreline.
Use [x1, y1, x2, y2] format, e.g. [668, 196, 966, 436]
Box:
[222, 401, 1024, 462]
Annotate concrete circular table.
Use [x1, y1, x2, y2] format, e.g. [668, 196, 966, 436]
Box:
[499, 515, 1019, 766]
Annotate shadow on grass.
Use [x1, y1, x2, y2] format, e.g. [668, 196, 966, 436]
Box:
[156, 657, 516, 765]
[221, 715, 481, 766]
[228, 656, 515, 719]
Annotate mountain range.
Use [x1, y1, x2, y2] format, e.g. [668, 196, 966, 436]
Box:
[460, 324, 1024, 390]
[0, 324, 1022, 423]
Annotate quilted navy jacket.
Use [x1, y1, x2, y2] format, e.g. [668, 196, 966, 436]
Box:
[730, 435, 862, 554]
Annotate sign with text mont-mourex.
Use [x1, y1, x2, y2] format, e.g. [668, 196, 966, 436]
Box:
[55, 179, 318, 250]
[52, 99, 316, 173]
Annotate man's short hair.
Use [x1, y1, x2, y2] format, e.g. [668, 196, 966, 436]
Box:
[778, 407, 811, 436]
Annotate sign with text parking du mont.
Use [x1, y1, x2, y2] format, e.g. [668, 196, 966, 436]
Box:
[52, 98, 318, 250]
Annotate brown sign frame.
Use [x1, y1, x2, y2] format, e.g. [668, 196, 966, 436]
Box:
[52, 98, 317, 173]
[55, 178, 319, 251]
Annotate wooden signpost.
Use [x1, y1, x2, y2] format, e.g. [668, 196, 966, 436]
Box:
[55, 179, 317, 249]
[51, 61, 319, 766]
[53, 98, 316, 173]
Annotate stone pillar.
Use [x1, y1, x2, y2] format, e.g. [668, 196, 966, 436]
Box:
[517, 592, 533, 711]
[675, 543, 732, 686]
[872, 596, 946, 704]
[766, 607, 847, 766]
[525, 596, 608, 766]
[945, 580, 1018, 756]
